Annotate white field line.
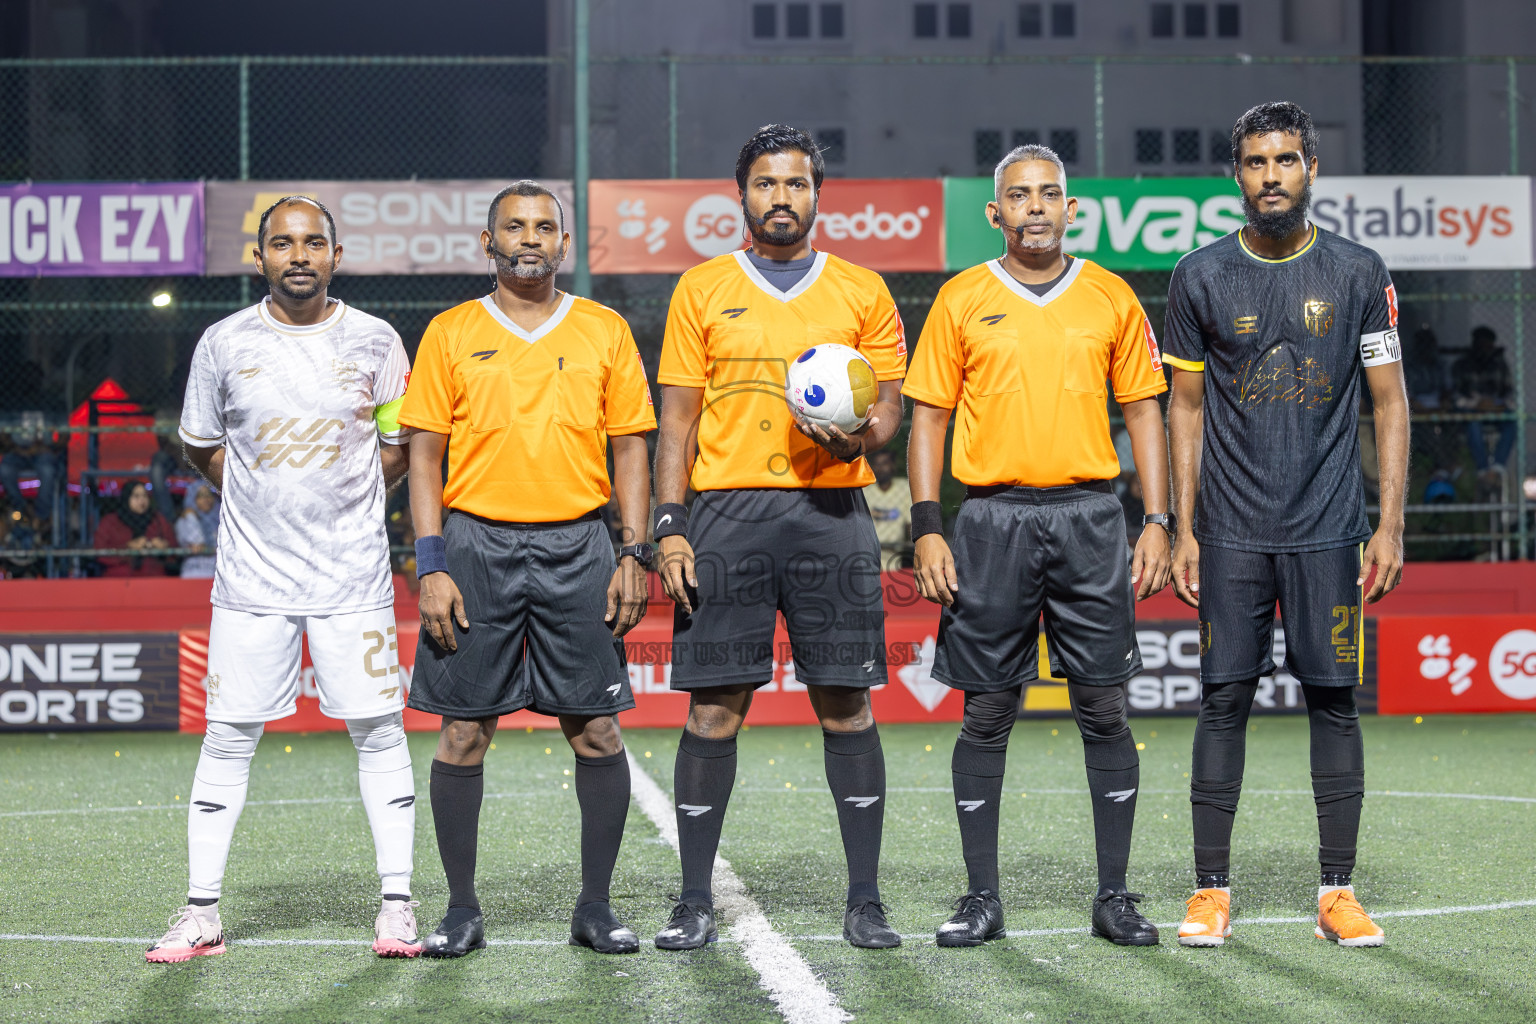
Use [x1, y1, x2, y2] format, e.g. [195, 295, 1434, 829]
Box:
[7, 786, 1533, 821]
[8, 898, 1536, 951]
[625, 750, 852, 1024]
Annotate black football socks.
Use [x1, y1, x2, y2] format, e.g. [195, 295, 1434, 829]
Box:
[823, 724, 887, 907]
[673, 730, 737, 904]
[430, 759, 484, 921]
[1189, 680, 1258, 881]
[951, 737, 1008, 894]
[1070, 683, 1140, 893]
[1302, 684, 1365, 882]
[574, 750, 631, 907]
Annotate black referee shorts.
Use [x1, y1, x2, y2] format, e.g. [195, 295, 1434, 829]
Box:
[931, 483, 1141, 692]
[669, 487, 887, 690]
[407, 510, 632, 719]
[1197, 542, 1364, 687]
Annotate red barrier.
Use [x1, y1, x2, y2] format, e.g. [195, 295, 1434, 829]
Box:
[1377, 615, 1536, 714]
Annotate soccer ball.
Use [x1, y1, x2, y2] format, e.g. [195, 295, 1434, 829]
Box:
[784, 344, 878, 434]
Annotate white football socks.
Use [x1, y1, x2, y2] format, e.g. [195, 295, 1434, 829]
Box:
[348, 714, 415, 896]
[187, 721, 263, 900]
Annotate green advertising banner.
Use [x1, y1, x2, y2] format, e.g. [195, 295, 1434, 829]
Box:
[944, 176, 1247, 271]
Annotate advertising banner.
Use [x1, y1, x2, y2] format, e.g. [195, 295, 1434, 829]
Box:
[944, 175, 1533, 272]
[204, 180, 575, 276]
[0, 182, 204, 277]
[587, 178, 944, 274]
[0, 633, 181, 731]
[1377, 615, 1536, 714]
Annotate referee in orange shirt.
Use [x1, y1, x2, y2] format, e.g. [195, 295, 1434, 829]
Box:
[651, 125, 907, 950]
[399, 181, 656, 957]
[905, 146, 1172, 947]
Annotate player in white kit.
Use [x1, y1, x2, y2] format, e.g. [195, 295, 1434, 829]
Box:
[147, 197, 421, 962]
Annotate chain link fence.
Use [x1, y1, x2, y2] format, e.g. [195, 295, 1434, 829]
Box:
[0, 55, 1532, 573]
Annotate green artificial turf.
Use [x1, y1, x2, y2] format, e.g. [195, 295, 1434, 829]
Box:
[1, 715, 1533, 1023]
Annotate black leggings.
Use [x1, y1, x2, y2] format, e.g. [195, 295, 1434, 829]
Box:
[1190, 680, 1364, 882]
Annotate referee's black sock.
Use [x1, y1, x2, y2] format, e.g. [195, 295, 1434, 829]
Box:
[1303, 684, 1365, 882]
[823, 724, 886, 907]
[574, 749, 630, 907]
[1190, 680, 1258, 882]
[1070, 682, 1139, 893]
[951, 688, 1019, 896]
[673, 729, 737, 904]
[429, 759, 483, 912]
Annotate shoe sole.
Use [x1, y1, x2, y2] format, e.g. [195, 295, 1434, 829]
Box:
[846, 935, 902, 949]
[372, 939, 422, 958]
[935, 931, 1002, 948]
[1177, 932, 1229, 947]
[420, 939, 487, 958]
[1091, 928, 1159, 946]
[570, 935, 641, 954]
[1315, 926, 1384, 947]
[654, 932, 718, 951]
[146, 941, 226, 963]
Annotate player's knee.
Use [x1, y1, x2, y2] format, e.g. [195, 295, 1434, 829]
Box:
[958, 688, 1019, 751]
[1069, 682, 1130, 745]
[567, 714, 623, 758]
[1198, 680, 1259, 729]
[348, 713, 411, 772]
[202, 720, 262, 761]
[436, 718, 493, 763]
[811, 687, 873, 733]
[685, 690, 750, 739]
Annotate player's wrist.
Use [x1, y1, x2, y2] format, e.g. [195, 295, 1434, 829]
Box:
[911, 500, 943, 540]
[653, 502, 688, 539]
[414, 535, 449, 578]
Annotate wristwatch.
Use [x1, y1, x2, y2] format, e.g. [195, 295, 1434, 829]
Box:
[619, 543, 655, 568]
[1142, 512, 1176, 536]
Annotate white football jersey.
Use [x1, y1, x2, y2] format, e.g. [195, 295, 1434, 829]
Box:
[179, 298, 410, 615]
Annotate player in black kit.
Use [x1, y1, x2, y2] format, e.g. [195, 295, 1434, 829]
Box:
[1164, 102, 1409, 949]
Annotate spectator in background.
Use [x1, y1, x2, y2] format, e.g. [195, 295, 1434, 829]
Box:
[1404, 325, 1448, 411]
[863, 449, 911, 569]
[94, 480, 174, 577]
[0, 421, 62, 529]
[1452, 325, 1517, 484]
[176, 483, 220, 579]
[0, 511, 40, 579]
[150, 433, 188, 520]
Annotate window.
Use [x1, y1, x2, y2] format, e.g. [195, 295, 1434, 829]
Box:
[753, 3, 777, 37]
[1150, 2, 1173, 37]
[1050, 128, 1079, 163]
[1183, 2, 1207, 37]
[1173, 128, 1202, 163]
[1018, 2, 1042, 36]
[947, 2, 972, 37]
[1012, 128, 1042, 148]
[975, 129, 1004, 171]
[816, 128, 846, 164]
[786, 2, 811, 37]
[1050, 2, 1074, 36]
[1209, 129, 1230, 164]
[1216, 2, 1239, 36]
[914, 2, 938, 37]
[1135, 128, 1165, 164]
[820, 2, 845, 37]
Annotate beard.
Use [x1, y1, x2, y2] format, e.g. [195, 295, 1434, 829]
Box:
[1007, 218, 1064, 251]
[267, 264, 330, 300]
[743, 199, 816, 248]
[1241, 180, 1312, 239]
[494, 247, 561, 282]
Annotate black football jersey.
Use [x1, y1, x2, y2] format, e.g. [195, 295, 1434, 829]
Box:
[1162, 225, 1401, 552]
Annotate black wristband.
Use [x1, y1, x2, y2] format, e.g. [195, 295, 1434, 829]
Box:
[653, 503, 688, 539]
[911, 501, 943, 540]
[414, 535, 448, 578]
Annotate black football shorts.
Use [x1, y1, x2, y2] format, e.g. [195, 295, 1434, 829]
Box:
[407, 510, 633, 719]
[1197, 543, 1363, 687]
[931, 482, 1142, 692]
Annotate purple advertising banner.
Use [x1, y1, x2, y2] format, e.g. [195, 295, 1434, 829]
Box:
[0, 182, 204, 277]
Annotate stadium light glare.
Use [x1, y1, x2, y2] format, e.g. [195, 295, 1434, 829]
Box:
[150, 291, 173, 308]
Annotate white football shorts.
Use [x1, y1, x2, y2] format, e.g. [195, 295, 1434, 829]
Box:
[204, 606, 406, 723]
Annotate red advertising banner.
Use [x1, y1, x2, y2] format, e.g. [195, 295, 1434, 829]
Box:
[1377, 615, 1536, 714]
[587, 178, 943, 275]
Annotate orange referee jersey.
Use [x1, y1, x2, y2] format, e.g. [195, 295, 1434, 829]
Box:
[399, 292, 656, 522]
[904, 257, 1166, 488]
[658, 250, 907, 491]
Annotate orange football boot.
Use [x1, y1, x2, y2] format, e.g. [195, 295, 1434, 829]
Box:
[1316, 888, 1384, 947]
[1177, 888, 1231, 947]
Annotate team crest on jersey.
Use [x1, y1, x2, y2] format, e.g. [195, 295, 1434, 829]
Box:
[1304, 301, 1334, 338]
[1234, 315, 1259, 336]
[330, 358, 361, 390]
